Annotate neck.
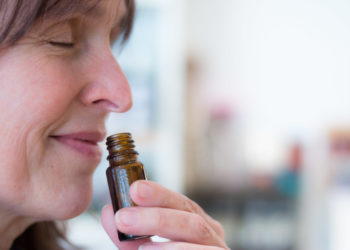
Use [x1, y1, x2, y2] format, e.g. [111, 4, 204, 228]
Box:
[0, 208, 35, 250]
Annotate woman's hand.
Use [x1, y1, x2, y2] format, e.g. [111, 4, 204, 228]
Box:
[101, 180, 229, 250]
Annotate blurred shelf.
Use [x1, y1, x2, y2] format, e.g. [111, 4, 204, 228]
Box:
[188, 188, 297, 250]
[188, 188, 295, 207]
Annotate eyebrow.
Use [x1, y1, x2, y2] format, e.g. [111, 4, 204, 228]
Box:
[78, 3, 104, 18]
[83, 3, 128, 28]
[63, 2, 127, 28]
[42, 1, 116, 25]
[38, 0, 131, 41]
[78, 2, 129, 42]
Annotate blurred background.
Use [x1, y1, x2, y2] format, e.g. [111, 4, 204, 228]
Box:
[67, 0, 350, 249]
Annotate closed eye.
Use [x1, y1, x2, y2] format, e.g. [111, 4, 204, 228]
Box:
[48, 41, 75, 48]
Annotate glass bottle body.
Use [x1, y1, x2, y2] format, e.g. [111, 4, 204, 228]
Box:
[106, 133, 149, 241]
[106, 161, 149, 241]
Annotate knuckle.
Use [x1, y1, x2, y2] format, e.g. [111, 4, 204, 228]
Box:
[184, 198, 201, 214]
[212, 219, 225, 237]
[154, 208, 168, 229]
[192, 214, 211, 240]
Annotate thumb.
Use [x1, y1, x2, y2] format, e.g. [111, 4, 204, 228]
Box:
[101, 204, 150, 250]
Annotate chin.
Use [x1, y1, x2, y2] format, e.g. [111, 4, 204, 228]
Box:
[60, 198, 92, 220]
[58, 187, 94, 220]
[34, 180, 94, 221]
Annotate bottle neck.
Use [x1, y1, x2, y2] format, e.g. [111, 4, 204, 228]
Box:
[108, 152, 138, 166]
[106, 133, 139, 166]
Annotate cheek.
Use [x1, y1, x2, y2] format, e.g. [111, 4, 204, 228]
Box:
[0, 51, 80, 213]
[0, 53, 77, 126]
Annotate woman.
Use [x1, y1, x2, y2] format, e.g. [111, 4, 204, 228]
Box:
[0, 0, 228, 249]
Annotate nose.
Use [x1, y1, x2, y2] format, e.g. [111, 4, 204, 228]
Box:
[79, 50, 132, 113]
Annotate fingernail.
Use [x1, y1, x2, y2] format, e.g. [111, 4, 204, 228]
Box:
[115, 209, 138, 226]
[136, 181, 153, 198]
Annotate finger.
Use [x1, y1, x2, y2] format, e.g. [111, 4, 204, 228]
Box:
[101, 204, 150, 250]
[130, 180, 225, 239]
[139, 242, 228, 250]
[115, 206, 227, 248]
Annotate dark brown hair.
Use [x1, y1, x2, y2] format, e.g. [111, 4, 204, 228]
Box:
[0, 0, 135, 47]
[0, 0, 135, 249]
[11, 222, 70, 250]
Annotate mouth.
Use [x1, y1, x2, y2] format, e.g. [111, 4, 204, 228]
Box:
[50, 132, 105, 159]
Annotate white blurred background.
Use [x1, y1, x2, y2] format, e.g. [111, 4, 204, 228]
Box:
[67, 0, 350, 249]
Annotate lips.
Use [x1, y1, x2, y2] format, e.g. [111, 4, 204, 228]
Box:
[50, 132, 105, 159]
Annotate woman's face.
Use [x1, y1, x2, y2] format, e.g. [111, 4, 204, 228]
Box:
[0, 0, 132, 220]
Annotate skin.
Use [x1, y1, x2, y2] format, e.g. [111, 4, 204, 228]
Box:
[101, 180, 229, 249]
[0, 0, 229, 249]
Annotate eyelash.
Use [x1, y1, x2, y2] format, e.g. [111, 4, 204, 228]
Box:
[48, 41, 75, 48]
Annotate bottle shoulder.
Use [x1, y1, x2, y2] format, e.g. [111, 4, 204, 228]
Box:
[107, 161, 143, 171]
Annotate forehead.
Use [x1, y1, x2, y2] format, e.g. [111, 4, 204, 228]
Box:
[42, 0, 127, 26]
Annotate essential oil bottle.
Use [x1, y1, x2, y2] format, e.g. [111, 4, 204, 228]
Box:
[106, 133, 149, 241]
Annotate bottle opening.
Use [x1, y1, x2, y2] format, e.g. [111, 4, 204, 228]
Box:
[106, 133, 138, 163]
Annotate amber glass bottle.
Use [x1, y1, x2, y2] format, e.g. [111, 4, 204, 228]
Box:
[106, 133, 149, 241]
